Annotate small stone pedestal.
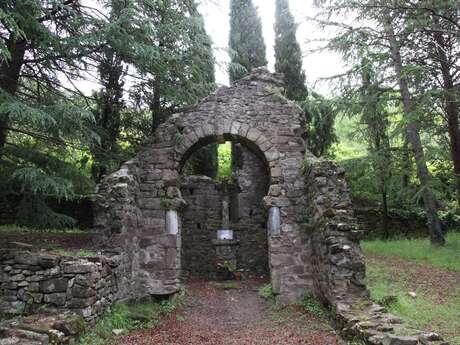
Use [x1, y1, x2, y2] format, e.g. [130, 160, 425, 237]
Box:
[212, 239, 239, 280]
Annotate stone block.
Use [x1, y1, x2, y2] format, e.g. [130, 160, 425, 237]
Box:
[40, 278, 68, 293]
[37, 255, 59, 269]
[382, 335, 419, 345]
[71, 285, 96, 298]
[63, 261, 95, 274]
[44, 292, 66, 306]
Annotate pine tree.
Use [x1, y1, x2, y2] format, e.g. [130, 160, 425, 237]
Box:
[228, 0, 267, 82]
[274, 0, 307, 101]
[131, 0, 216, 134]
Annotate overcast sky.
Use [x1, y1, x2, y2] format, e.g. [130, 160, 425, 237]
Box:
[77, 0, 345, 96]
[199, 0, 345, 94]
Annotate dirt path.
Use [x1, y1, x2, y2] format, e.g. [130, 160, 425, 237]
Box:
[118, 278, 340, 345]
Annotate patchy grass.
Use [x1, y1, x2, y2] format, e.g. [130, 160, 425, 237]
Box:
[362, 232, 460, 272]
[213, 281, 239, 290]
[55, 249, 98, 257]
[77, 295, 183, 345]
[365, 248, 460, 344]
[0, 224, 94, 234]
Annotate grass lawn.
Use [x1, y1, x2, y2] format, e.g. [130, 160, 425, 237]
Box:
[362, 232, 460, 272]
[362, 232, 460, 345]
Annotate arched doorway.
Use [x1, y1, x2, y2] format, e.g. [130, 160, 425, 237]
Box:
[179, 136, 270, 278]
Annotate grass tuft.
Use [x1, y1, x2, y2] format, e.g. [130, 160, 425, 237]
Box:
[258, 283, 274, 300]
[0, 224, 94, 234]
[297, 293, 329, 318]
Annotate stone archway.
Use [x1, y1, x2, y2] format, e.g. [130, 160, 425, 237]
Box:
[178, 136, 271, 277]
[94, 68, 312, 301]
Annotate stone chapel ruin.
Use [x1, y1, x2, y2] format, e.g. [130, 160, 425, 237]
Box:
[94, 68, 367, 303]
[0, 68, 446, 345]
[93, 69, 448, 344]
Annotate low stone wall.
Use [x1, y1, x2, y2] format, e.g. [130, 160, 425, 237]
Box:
[0, 250, 120, 324]
[354, 207, 428, 239]
[304, 153, 449, 345]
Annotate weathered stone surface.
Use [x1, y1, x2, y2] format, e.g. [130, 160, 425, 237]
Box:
[39, 278, 68, 293]
[0, 250, 119, 324]
[43, 293, 66, 306]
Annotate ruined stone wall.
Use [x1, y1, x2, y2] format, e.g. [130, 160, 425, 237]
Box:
[0, 250, 120, 324]
[304, 152, 366, 305]
[180, 176, 222, 276]
[94, 68, 311, 301]
[232, 145, 269, 273]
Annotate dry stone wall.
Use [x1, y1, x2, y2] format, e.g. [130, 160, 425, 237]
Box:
[0, 250, 120, 324]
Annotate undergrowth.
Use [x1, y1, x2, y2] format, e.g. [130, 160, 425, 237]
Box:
[296, 294, 329, 318]
[77, 292, 183, 345]
[362, 231, 460, 272]
[0, 224, 93, 234]
[258, 283, 274, 300]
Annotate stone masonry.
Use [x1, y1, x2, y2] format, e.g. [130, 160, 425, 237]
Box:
[0, 250, 119, 324]
[94, 68, 310, 301]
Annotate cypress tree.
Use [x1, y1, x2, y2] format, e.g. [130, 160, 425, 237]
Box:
[186, 3, 218, 178]
[274, 0, 307, 101]
[228, 0, 267, 83]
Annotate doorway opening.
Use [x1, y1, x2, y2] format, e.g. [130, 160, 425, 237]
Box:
[180, 139, 270, 278]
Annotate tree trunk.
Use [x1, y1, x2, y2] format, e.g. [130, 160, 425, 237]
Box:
[432, 28, 460, 209]
[150, 78, 165, 134]
[386, 22, 445, 245]
[0, 38, 27, 153]
[401, 134, 411, 188]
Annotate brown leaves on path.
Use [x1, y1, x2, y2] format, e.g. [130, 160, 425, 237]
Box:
[117, 278, 340, 345]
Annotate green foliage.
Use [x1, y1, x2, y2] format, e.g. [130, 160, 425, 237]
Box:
[259, 283, 274, 300]
[228, 0, 267, 82]
[303, 92, 337, 157]
[274, 0, 307, 102]
[217, 142, 232, 180]
[362, 232, 460, 272]
[184, 144, 218, 178]
[77, 297, 181, 345]
[297, 293, 328, 318]
[0, 0, 217, 228]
